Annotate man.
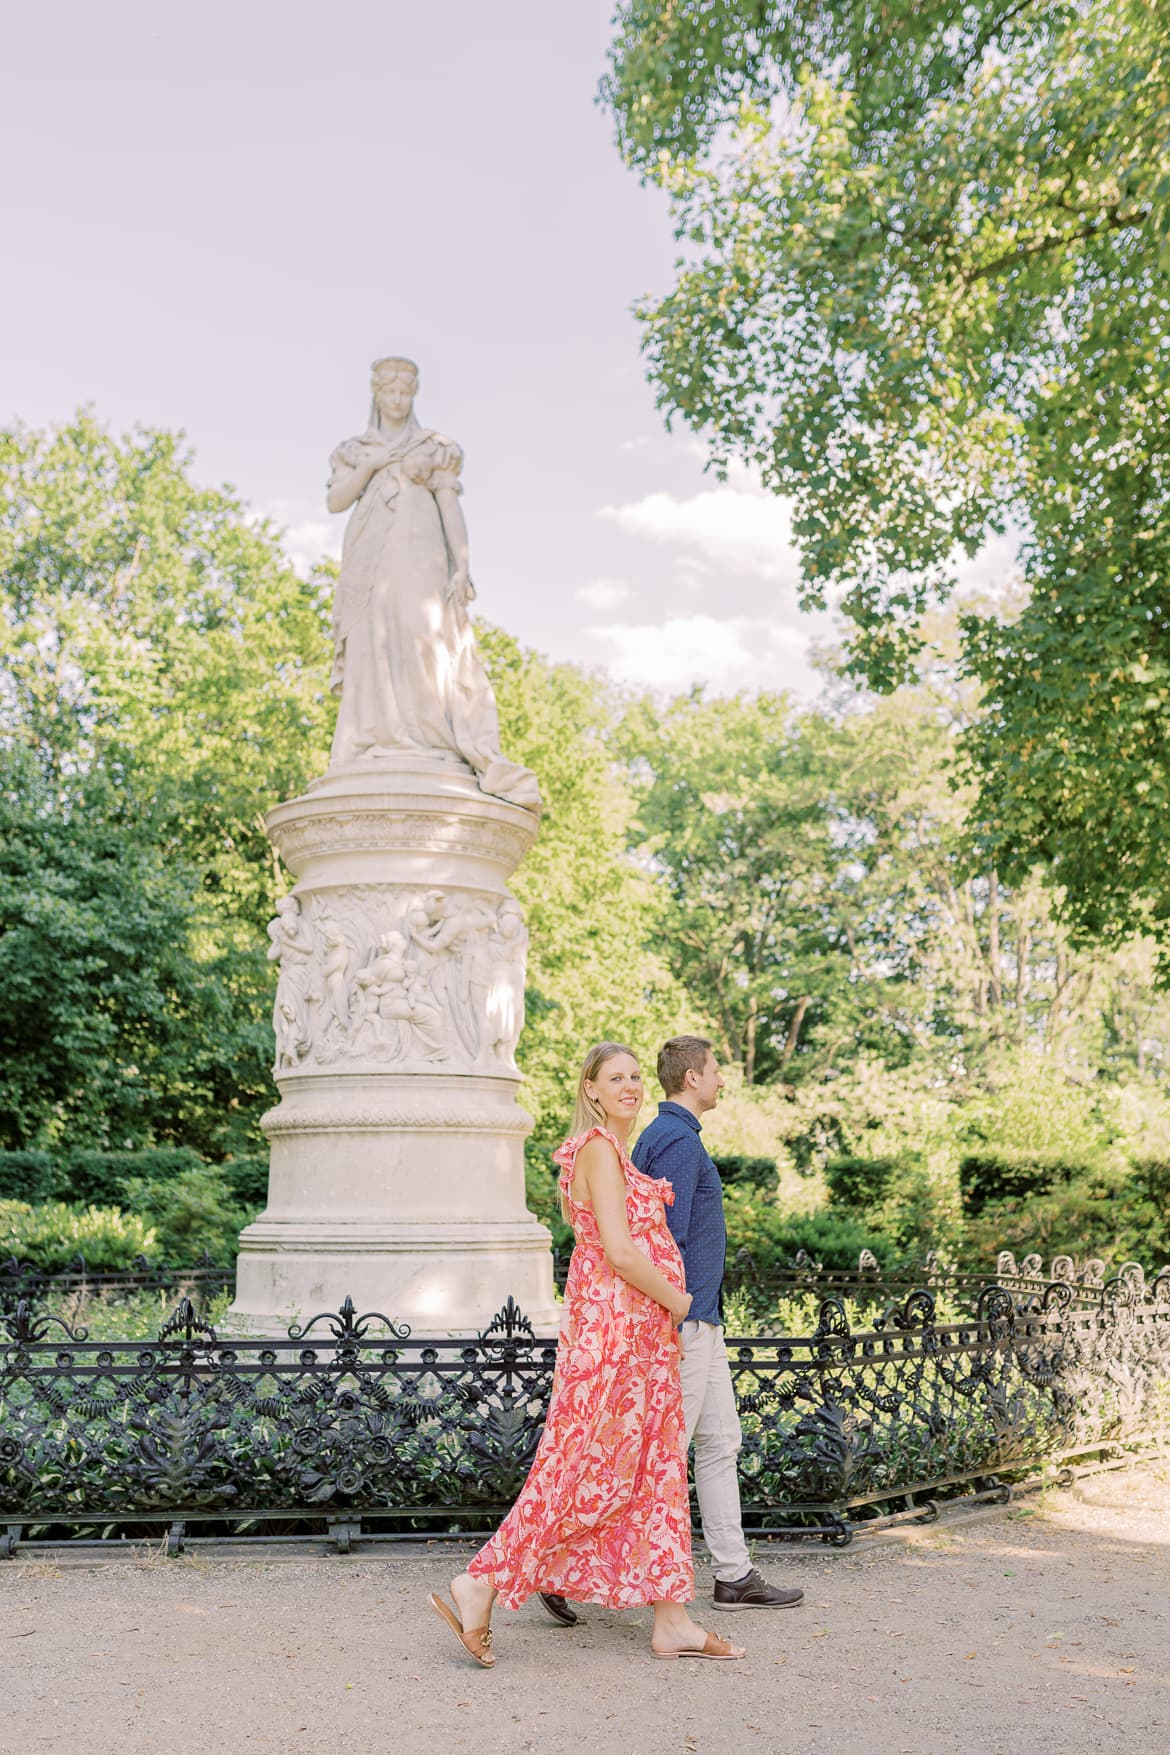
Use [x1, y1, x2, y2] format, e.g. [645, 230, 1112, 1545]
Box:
[633, 1035, 803, 1609]
[540, 1034, 802, 1626]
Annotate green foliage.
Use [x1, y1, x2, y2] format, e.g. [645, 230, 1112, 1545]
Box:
[604, 0, 1170, 944]
[711, 1153, 776, 1189]
[0, 412, 333, 1155]
[617, 689, 949, 1083]
[723, 1185, 882, 1273]
[823, 1155, 899, 1210]
[52, 1148, 206, 1206]
[0, 1151, 55, 1203]
[0, 1199, 158, 1271]
[218, 1155, 269, 1207]
[958, 1152, 1082, 1215]
[963, 1164, 1170, 1268]
[478, 624, 694, 1163]
[120, 1168, 254, 1265]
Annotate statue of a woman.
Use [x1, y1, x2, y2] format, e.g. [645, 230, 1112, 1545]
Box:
[326, 356, 541, 811]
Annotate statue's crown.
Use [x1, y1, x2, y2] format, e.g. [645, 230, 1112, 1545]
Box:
[371, 355, 419, 386]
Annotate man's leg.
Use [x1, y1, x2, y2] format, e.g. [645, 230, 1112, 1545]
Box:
[682, 1324, 804, 1609]
[681, 1322, 751, 1583]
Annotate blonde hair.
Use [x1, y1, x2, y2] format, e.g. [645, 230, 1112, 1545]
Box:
[572, 1040, 640, 1137]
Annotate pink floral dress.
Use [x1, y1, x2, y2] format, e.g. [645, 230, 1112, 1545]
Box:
[467, 1125, 694, 1609]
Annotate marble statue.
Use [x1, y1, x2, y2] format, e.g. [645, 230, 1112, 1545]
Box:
[326, 356, 541, 812]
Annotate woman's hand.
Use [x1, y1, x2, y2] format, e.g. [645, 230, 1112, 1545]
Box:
[446, 567, 475, 605]
[668, 1290, 693, 1325]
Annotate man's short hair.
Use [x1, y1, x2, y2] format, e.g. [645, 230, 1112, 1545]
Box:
[658, 1035, 714, 1096]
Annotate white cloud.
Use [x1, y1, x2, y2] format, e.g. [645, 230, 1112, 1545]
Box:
[574, 575, 631, 611]
[585, 613, 816, 697]
[619, 435, 651, 453]
[598, 473, 800, 585]
[256, 500, 341, 578]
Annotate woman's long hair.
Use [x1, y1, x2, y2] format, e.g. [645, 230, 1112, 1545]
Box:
[572, 1040, 640, 1137]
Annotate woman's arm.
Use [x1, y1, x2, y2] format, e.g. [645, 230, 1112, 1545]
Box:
[576, 1138, 692, 1322]
[327, 443, 392, 514]
[434, 487, 472, 602]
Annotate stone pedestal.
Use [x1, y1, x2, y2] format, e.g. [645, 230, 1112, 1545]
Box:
[229, 754, 559, 1336]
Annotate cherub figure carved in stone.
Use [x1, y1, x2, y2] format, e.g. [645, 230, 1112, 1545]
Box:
[319, 920, 352, 1034]
[353, 928, 448, 1063]
[326, 356, 541, 812]
[267, 896, 317, 1068]
[486, 898, 528, 1064]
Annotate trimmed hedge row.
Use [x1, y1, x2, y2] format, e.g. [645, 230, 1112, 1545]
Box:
[0, 1150, 268, 1210]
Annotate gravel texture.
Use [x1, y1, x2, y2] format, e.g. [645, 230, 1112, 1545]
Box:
[3, 1470, 1168, 1755]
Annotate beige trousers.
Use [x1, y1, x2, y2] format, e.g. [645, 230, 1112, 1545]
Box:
[679, 1319, 752, 1584]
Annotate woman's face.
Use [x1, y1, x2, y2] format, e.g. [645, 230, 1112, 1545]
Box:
[585, 1052, 643, 1126]
[375, 376, 415, 426]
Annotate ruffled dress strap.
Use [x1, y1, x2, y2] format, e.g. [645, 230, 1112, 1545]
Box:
[553, 1126, 676, 1210]
[553, 1125, 626, 1201]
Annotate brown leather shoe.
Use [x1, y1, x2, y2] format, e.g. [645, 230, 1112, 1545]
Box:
[538, 1591, 579, 1626]
[711, 1568, 804, 1610]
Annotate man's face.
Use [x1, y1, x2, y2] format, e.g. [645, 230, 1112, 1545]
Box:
[690, 1051, 724, 1113]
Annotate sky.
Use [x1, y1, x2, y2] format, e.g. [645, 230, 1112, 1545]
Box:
[1, 1, 1012, 701]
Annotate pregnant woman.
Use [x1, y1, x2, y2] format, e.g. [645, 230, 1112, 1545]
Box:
[428, 1041, 745, 1665]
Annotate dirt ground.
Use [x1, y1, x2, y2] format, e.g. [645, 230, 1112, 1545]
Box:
[3, 1470, 1168, 1755]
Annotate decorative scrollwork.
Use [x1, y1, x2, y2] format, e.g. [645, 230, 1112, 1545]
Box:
[287, 1296, 410, 1344]
[479, 1296, 536, 1344]
[4, 1300, 89, 1345]
[2, 1264, 1168, 1550]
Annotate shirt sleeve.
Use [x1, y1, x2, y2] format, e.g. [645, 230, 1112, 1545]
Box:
[650, 1130, 704, 1262]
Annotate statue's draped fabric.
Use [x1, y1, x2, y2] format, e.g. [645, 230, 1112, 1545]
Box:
[327, 415, 539, 810]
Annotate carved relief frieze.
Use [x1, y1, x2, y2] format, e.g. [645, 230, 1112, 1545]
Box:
[265, 885, 528, 1077]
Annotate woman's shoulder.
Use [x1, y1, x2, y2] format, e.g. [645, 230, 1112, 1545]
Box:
[553, 1126, 625, 1171]
[415, 428, 463, 482]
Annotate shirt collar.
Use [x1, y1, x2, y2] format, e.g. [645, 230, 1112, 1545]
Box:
[658, 1100, 702, 1133]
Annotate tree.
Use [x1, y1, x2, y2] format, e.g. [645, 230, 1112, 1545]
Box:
[0, 754, 270, 1152]
[604, 0, 1170, 947]
[478, 627, 696, 1222]
[0, 413, 335, 1153]
[0, 412, 335, 929]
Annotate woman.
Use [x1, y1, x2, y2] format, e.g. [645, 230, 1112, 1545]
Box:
[428, 1042, 745, 1665]
[325, 355, 540, 811]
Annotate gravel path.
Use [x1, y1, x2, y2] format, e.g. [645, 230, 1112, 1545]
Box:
[3, 1471, 1168, 1755]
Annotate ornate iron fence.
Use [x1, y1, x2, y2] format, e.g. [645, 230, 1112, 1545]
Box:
[0, 1252, 233, 1315]
[553, 1246, 1121, 1313]
[2, 1262, 1168, 1557]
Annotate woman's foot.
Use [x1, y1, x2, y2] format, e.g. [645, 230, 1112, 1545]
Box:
[451, 1571, 496, 1634]
[428, 1572, 498, 1669]
[650, 1611, 745, 1660]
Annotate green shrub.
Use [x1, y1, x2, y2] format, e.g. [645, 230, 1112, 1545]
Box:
[1132, 1158, 1170, 1242]
[0, 1199, 158, 1271]
[219, 1155, 269, 1207]
[0, 1151, 56, 1203]
[824, 1154, 900, 1208]
[962, 1161, 1167, 1266]
[723, 1188, 889, 1272]
[959, 1151, 1084, 1215]
[712, 1154, 777, 1189]
[55, 1147, 205, 1206]
[120, 1168, 252, 1265]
